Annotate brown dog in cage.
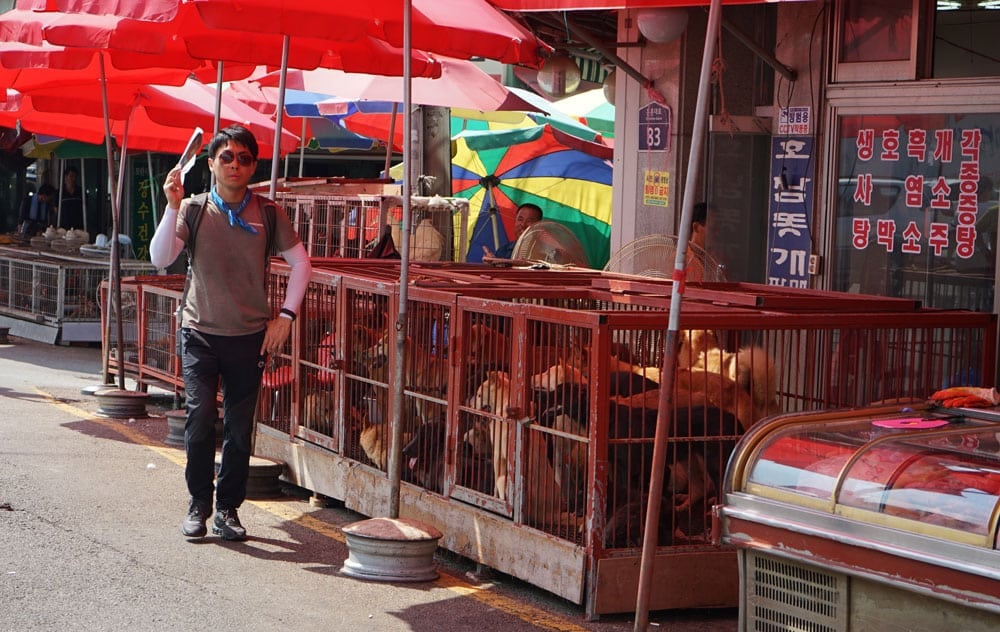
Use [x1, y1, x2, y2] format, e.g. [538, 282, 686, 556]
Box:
[468, 371, 569, 525]
[676, 329, 780, 428]
[359, 333, 449, 424]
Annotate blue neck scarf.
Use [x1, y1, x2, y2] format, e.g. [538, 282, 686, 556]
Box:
[210, 187, 257, 234]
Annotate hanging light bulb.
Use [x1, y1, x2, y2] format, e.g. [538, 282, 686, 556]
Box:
[602, 68, 617, 104]
[636, 8, 689, 44]
[536, 53, 581, 98]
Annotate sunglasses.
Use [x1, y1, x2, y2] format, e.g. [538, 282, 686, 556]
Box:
[216, 150, 255, 167]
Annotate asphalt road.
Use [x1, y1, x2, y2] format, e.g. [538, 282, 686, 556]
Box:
[0, 336, 738, 632]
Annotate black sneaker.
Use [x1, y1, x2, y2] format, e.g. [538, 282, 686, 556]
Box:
[181, 499, 210, 538]
[212, 508, 247, 541]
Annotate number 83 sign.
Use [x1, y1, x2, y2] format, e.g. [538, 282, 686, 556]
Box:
[638, 102, 671, 152]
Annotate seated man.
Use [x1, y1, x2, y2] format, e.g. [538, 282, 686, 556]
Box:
[485, 203, 543, 259]
[18, 184, 57, 237]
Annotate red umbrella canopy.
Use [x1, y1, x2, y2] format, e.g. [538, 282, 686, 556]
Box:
[9, 3, 441, 78]
[191, 0, 551, 67]
[0, 7, 256, 82]
[490, 0, 798, 7]
[20, 0, 551, 68]
[19, 77, 299, 156]
[0, 42, 204, 94]
[0, 90, 221, 154]
[245, 60, 543, 152]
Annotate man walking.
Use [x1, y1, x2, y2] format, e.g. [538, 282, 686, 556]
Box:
[150, 125, 312, 541]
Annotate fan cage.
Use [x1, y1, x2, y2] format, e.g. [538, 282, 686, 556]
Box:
[603, 234, 727, 281]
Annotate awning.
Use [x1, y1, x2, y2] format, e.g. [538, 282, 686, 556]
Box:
[490, 0, 785, 9]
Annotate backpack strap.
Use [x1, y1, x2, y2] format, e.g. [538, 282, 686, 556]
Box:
[177, 192, 209, 331]
[260, 196, 278, 272]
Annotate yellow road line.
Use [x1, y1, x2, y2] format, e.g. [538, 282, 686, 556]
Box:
[37, 389, 590, 632]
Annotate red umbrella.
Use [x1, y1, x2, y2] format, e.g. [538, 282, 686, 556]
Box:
[248, 61, 544, 152]
[20, 0, 550, 68]
[31, 5, 442, 79]
[13, 77, 299, 157]
[0, 7, 257, 82]
[0, 91, 210, 154]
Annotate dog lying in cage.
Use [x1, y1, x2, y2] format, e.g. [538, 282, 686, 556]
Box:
[675, 328, 781, 429]
[400, 420, 494, 496]
[529, 350, 749, 547]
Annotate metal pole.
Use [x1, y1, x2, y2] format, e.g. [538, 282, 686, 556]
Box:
[388, 0, 413, 521]
[57, 159, 64, 227]
[98, 53, 126, 392]
[633, 1, 721, 629]
[269, 36, 290, 200]
[80, 160, 87, 232]
[298, 118, 306, 178]
[147, 151, 158, 227]
[383, 102, 399, 179]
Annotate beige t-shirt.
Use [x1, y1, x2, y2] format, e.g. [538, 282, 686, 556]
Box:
[176, 194, 300, 336]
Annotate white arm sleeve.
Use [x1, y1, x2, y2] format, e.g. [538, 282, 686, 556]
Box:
[149, 206, 185, 269]
[279, 241, 312, 314]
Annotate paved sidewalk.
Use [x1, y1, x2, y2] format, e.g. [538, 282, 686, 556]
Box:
[0, 336, 737, 631]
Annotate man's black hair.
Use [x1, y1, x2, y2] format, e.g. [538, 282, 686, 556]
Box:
[207, 124, 259, 160]
[37, 184, 57, 197]
[691, 202, 709, 227]
[518, 202, 543, 220]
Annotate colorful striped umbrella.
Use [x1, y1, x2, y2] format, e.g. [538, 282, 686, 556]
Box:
[452, 124, 613, 267]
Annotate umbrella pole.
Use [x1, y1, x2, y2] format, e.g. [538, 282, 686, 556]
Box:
[633, 1, 721, 630]
[383, 102, 398, 179]
[268, 36, 290, 200]
[147, 151, 158, 227]
[210, 63, 225, 191]
[80, 160, 88, 233]
[482, 177, 501, 250]
[98, 53, 126, 392]
[388, 0, 413, 521]
[57, 159, 64, 227]
[298, 118, 306, 178]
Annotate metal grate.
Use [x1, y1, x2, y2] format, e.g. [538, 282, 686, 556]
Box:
[276, 193, 389, 258]
[746, 551, 847, 632]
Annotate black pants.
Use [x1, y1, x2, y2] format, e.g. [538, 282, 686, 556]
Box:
[180, 328, 266, 511]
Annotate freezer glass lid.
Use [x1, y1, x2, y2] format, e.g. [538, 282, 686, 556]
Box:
[744, 412, 999, 513]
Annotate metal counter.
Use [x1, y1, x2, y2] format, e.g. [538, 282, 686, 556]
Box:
[719, 403, 1000, 631]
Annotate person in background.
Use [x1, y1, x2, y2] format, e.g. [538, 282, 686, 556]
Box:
[150, 125, 312, 541]
[485, 202, 544, 259]
[58, 165, 84, 230]
[687, 202, 712, 282]
[18, 183, 56, 237]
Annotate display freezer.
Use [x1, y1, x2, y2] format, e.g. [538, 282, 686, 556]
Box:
[719, 403, 1000, 631]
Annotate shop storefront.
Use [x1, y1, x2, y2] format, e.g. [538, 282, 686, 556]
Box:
[596, 0, 1000, 357]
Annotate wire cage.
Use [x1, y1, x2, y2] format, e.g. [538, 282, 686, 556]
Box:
[0, 248, 152, 344]
[270, 182, 470, 261]
[246, 261, 996, 617]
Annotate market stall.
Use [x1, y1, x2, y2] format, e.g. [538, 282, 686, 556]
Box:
[720, 403, 1000, 631]
[0, 244, 153, 344]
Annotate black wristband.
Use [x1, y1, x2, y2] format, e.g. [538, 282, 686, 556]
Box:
[279, 308, 297, 321]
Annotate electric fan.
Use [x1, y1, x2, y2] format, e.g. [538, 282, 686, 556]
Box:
[510, 220, 591, 267]
[602, 234, 727, 281]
